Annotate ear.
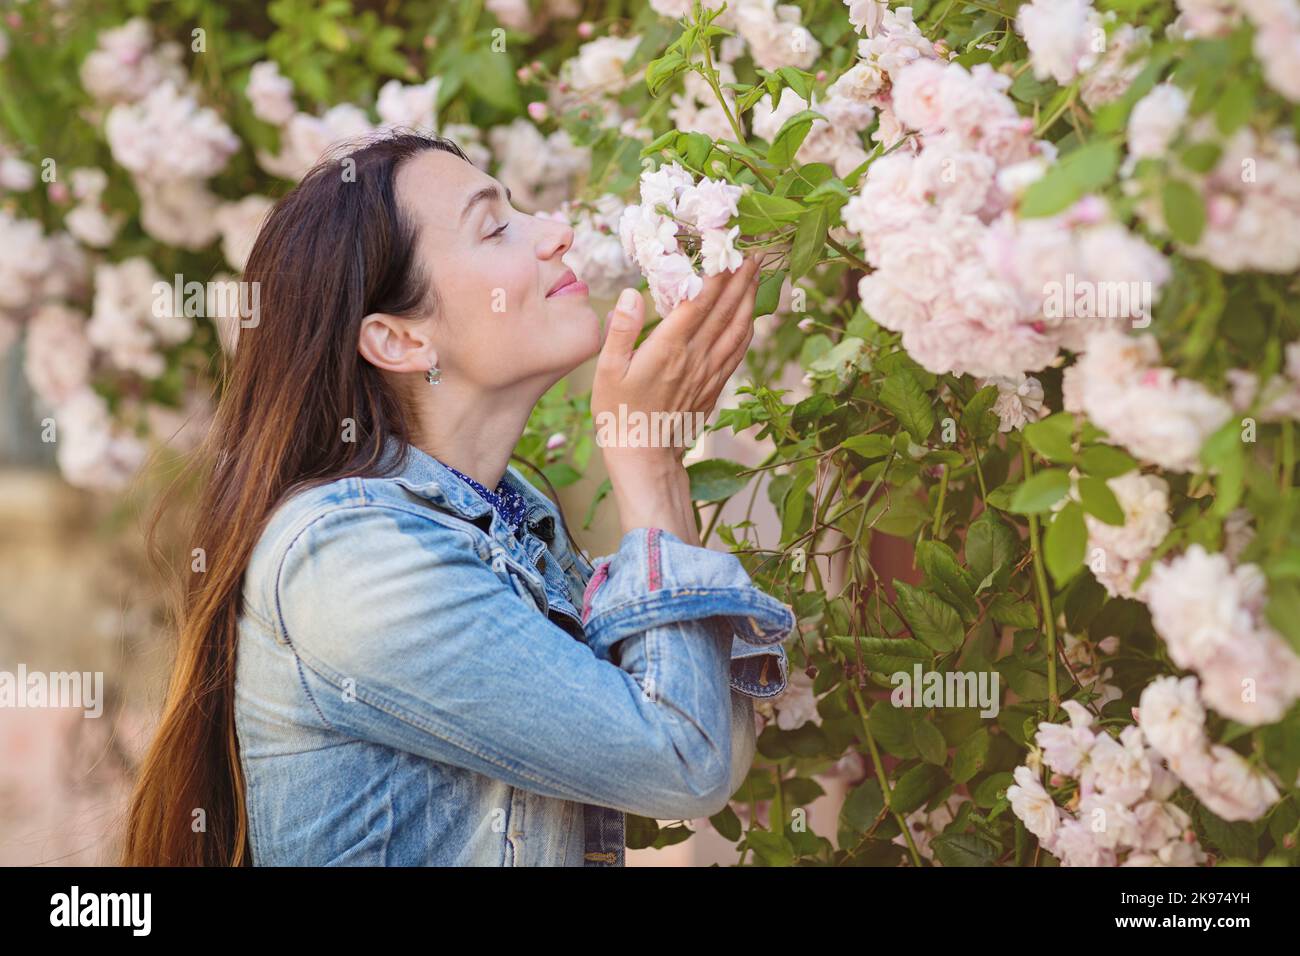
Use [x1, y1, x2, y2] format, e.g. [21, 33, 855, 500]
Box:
[358, 312, 436, 374]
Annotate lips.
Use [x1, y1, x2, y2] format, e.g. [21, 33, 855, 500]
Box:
[546, 269, 589, 298]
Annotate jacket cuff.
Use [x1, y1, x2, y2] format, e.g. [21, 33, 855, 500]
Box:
[730, 636, 789, 699]
[580, 527, 796, 661]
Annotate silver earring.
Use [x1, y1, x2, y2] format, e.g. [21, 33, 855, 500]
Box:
[425, 363, 441, 386]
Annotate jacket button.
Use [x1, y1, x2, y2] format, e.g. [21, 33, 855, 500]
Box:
[537, 556, 548, 573]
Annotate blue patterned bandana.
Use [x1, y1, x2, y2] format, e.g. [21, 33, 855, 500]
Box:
[445, 464, 529, 539]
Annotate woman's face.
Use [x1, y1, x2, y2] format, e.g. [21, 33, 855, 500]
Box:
[394, 149, 601, 392]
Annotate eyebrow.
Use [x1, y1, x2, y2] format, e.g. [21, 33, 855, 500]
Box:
[460, 184, 512, 224]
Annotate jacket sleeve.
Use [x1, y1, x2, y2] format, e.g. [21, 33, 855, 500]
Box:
[273, 505, 796, 822]
[577, 529, 790, 702]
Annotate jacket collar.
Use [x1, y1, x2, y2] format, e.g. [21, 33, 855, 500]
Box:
[377, 434, 559, 536]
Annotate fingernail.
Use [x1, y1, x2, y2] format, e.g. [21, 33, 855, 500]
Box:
[617, 288, 638, 313]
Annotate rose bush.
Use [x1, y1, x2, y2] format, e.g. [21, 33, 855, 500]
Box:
[2, 0, 1298, 866]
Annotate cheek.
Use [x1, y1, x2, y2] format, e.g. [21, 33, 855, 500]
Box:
[472, 249, 534, 319]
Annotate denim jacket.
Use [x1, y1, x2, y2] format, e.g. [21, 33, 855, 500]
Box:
[234, 434, 794, 866]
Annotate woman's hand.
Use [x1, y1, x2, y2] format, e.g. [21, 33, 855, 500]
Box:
[591, 257, 760, 542]
[592, 257, 761, 463]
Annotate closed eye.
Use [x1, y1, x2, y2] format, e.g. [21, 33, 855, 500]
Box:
[486, 222, 509, 240]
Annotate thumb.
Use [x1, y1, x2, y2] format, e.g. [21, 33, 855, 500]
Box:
[598, 287, 645, 369]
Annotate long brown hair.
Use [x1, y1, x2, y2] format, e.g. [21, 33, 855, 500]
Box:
[122, 131, 474, 865]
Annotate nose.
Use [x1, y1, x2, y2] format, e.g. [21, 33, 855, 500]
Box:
[535, 215, 574, 261]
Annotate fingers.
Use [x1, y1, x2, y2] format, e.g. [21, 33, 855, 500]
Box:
[595, 288, 646, 379]
[651, 267, 734, 342]
[706, 273, 758, 387]
[696, 257, 760, 350]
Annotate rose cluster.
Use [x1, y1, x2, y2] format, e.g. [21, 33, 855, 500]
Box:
[617, 162, 745, 315]
[1008, 700, 1208, 866]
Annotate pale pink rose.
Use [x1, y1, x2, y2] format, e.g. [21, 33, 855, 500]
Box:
[23, 304, 93, 407]
[646, 252, 702, 315]
[890, 58, 948, 133]
[1007, 765, 1063, 849]
[247, 61, 296, 125]
[1036, 700, 1097, 778]
[676, 179, 743, 230]
[1136, 675, 1207, 764]
[376, 77, 440, 130]
[700, 226, 743, 276]
[1127, 83, 1189, 159]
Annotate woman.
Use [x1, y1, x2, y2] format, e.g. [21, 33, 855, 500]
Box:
[121, 131, 794, 866]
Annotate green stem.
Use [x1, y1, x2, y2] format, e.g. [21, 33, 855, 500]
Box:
[699, 500, 724, 547]
[1281, 420, 1295, 498]
[969, 436, 989, 500]
[851, 685, 924, 867]
[1021, 444, 1059, 718]
[770, 766, 785, 838]
[931, 464, 949, 538]
[827, 236, 870, 273]
[1035, 83, 1079, 136]
[699, 40, 746, 144]
[961, 0, 1013, 17]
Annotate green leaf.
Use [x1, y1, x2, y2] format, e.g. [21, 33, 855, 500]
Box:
[965, 510, 1018, 583]
[931, 830, 1001, 866]
[464, 46, 523, 113]
[1023, 413, 1075, 463]
[869, 701, 919, 758]
[804, 176, 850, 207]
[766, 109, 821, 166]
[869, 493, 931, 538]
[952, 728, 991, 784]
[1266, 582, 1300, 653]
[775, 65, 815, 101]
[652, 824, 695, 848]
[985, 484, 1019, 511]
[828, 635, 933, 675]
[755, 269, 786, 317]
[780, 463, 816, 541]
[1020, 140, 1120, 218]
[914, 719, 948, 765]
[841, 434, 894, 458]
[916, 540, 980, 620]
[988, 594, 1039, 627]
[1197, 806, 1257, 860]
[1259, 706, 1300, 783]
[894, 582, 964, 652]
[1214, 79, 1255, 136]
[709, 803, 742, 841]
[686, 458, 751, 501]
[973, 771, 1014, 808]
[961, 386, 1000, 443]
[676, 131, 713, 169]
[838, 779, 885, 840]
[1079, 444, 1137, 479]
[889, 764, 949, 814]
[745, 828, 796, 866]
[1078, 475, 1124, 525]
[1180, 141, 1222, 173]
[737, 190, 804, 234]
[998, 656, 1050, 700]
[625, 813, 660, 849]
[1163, 179, 1207, 245]
[1044, 501, 1087, 586]
[1201, 418, 1246, 517]
[645, 51, 688, 95]
[1008, 469, 1071, 514]
[879, 372, 935, 443]
[788, 204, 829, 282]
